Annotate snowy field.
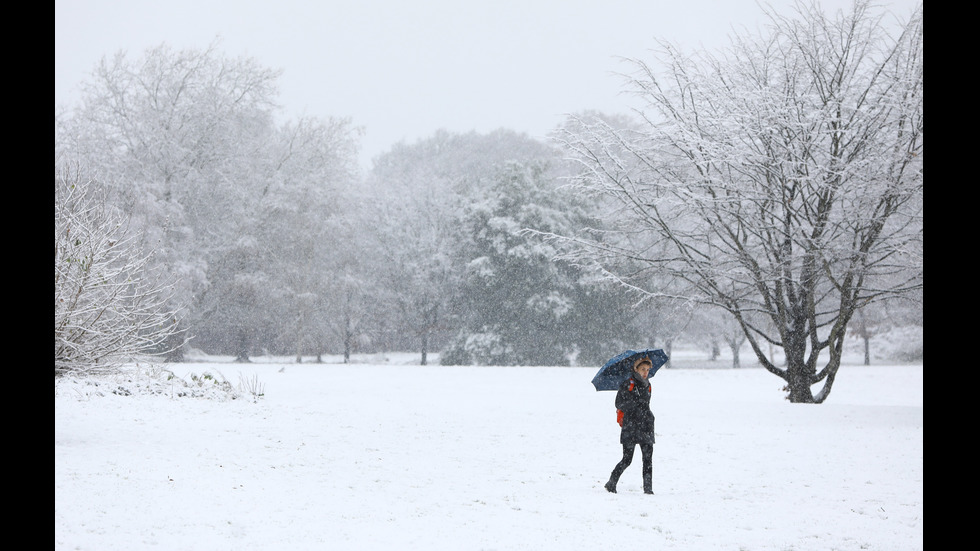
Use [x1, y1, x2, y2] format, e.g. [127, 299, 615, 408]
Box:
[55, 352, 923, 550]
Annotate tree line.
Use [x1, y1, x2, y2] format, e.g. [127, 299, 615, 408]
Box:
[55, 0, 922, 403]
[53, 43, 651, 369]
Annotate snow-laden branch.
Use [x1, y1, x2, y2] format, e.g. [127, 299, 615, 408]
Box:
[55, 162, 184, 376]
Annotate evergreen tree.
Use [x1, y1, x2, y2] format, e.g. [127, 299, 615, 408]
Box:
[444, 161, 641, 366]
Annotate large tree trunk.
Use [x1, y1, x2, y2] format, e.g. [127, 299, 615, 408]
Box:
[756, 318, 847, 403]
[784, 365, 816, 403]
[783, 326, 816, 402]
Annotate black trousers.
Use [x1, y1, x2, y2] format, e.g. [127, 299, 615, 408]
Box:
[608, 442, 653, 490]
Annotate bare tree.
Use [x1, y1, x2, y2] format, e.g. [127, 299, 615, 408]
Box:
[55, 163, 183, 376]
[551, 1, 922, 402]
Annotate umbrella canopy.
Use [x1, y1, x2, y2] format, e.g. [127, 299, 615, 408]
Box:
[591, 348, 669, 391]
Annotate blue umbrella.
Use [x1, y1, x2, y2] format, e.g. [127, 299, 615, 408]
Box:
[591, 348, 669, 391]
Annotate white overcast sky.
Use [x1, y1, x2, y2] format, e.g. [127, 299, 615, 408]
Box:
[55, 0, 919, 169]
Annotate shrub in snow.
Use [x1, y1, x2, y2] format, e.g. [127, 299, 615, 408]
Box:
[54, 165, 183, 377]
[54, 364, 258, 402]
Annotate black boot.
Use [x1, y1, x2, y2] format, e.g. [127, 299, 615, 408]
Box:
[607, 451, 630, 494]
[643, 467, 653, 494]
[604, 479, 617, 493]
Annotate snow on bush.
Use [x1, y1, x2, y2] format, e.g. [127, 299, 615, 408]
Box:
[53, 363, 264, 402]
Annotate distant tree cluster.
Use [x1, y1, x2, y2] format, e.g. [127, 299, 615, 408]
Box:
[365, 130, 645, 366]
[56, 42, 362, 367]
[55, 45, 645, 369]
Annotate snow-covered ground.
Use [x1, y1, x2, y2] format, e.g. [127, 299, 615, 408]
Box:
[55, 351, 923, 550]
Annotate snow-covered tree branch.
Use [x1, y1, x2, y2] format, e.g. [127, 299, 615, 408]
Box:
[55, 163, 184, 376]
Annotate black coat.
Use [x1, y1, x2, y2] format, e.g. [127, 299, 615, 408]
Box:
[616, 375, 656, 445]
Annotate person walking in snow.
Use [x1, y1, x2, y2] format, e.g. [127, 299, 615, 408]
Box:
[604, 356, 656, 494]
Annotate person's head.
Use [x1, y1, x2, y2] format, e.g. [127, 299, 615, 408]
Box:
[633, 357, 653, 377]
